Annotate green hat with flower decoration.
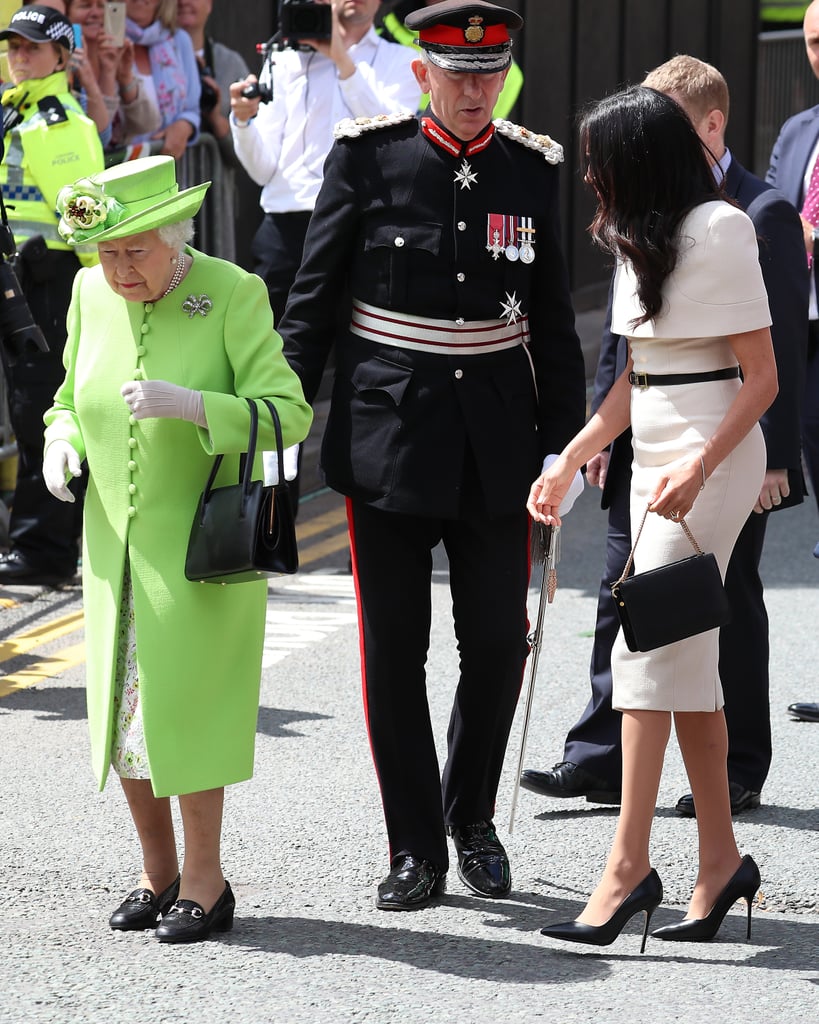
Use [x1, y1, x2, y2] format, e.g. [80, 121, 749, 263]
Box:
[56, 156, 210, 244]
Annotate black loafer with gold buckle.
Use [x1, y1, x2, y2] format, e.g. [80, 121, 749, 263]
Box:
[109, 875, 180, 931]
[155, 881, 235, 944]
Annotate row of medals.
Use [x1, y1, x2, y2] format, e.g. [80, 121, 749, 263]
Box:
[487, 226, 536, 264]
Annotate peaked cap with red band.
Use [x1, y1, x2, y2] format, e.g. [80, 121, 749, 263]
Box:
[405, 1, 523, 74]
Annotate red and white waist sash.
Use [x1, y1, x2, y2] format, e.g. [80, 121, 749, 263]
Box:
[350, 298, 529, 356]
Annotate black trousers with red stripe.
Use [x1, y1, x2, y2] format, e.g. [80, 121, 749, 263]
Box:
[347, 498, 530, 872]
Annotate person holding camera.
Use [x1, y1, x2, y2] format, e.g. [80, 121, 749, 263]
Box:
[0, 5, 103, 588]
[229, 0, 418, 325]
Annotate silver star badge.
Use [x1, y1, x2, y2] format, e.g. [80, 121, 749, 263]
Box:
[454, 159, 478, 190]
[182, 294, 213, 319]
[500, 291, 523, 325]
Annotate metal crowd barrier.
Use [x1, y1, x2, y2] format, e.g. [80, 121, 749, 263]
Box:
[179, 134, 237, 264]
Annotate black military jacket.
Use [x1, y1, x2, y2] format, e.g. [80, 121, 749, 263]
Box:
[280, 113, 586, 519]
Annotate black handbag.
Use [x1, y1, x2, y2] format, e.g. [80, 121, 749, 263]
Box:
[610, 505, 731, 653]
[184, 397, 299, 584]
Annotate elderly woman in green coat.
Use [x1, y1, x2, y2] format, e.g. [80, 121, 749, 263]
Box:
[43, 156, 312, 944]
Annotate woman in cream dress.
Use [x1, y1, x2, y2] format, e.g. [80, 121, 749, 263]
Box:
[528, 87, 779, 949]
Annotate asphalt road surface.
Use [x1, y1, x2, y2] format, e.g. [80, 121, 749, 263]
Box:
[1, 461, 817, 1024]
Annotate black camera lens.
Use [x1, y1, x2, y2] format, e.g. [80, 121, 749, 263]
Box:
[198, 63, 219, 113]
[200, 80, 219, 112]
[0, 260, 47, 365]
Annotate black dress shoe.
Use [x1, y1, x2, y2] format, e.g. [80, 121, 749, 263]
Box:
[787, 702, 819, 723]
[109, 875, 181, 931]
[0, 550, 75, 587]
[520, 761, 621, 804]
[376, 855, 446, 911]
[675, 781, 761, 818]
[449, 820, 511, 898]
[155, 881, 235, 944]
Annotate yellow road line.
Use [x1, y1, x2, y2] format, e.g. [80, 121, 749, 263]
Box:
[0, 610, 84, 665]
[295, 506, 348, 542]
[298, 531, 351, 567]
[0, 641, 86, 698]
[0, 509, 349, 696]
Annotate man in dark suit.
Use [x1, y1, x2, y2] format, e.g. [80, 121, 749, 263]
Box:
[279, 1, 586, 910]
[522, 55, 809, 816]
[766, 0, 819, 716]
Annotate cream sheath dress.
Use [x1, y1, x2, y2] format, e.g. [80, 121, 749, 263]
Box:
[609, 201, 772, 712]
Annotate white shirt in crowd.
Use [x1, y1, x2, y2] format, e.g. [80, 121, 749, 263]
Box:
[231, 27, 419, 212]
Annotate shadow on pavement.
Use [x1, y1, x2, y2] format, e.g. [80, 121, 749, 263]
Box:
[0, 683, 86, 720]
[256, 705, 332, 738]
[223, 901, 819, 982]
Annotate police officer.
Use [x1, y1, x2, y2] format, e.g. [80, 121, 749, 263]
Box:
[0, 5, 103, 586]
[280, 1, 586, 910]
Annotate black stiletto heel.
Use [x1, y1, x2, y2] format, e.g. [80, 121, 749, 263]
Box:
[651, 855, 760, 942]
[540, 869, 663, 953]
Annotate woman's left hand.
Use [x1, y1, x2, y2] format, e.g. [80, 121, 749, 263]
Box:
[121, 380, 207, 427]
[648, 456, 704, 521]
[527, 454, 579, 525]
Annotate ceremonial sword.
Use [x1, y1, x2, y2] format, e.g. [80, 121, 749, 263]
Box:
[508, 522, 560, 833]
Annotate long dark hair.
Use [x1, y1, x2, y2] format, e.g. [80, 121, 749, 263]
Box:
[579, 86, 722, 327]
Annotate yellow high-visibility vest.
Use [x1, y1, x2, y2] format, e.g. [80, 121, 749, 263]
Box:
[1, 72, 103, 266]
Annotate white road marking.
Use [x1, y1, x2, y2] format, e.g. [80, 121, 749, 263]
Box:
[262, 572, 358, 667]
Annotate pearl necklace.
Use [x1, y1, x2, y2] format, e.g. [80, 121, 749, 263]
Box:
[162, 253, 188, 298]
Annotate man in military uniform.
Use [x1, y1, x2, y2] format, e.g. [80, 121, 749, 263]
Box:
[280, 0, 586, 910]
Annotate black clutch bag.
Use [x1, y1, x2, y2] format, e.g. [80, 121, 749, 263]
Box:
[185, 397, 299, 584]
[611, 506, 731, 653]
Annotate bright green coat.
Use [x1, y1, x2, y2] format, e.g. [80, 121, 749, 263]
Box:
[44, 251, 313, 797]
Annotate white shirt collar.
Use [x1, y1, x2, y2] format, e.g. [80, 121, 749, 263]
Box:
[713, 147, 732, 186]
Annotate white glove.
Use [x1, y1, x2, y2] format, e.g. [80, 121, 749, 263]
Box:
[263, 444, 300, 485]
[121, 380, 207, 427]
[542, 453, 584, 516]
[43, 440, 82, 503]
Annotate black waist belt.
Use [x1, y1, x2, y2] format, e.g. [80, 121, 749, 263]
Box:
[628, 366, 740, 388]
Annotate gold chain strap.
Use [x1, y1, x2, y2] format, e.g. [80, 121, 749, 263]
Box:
[613, 503, 704, 589]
